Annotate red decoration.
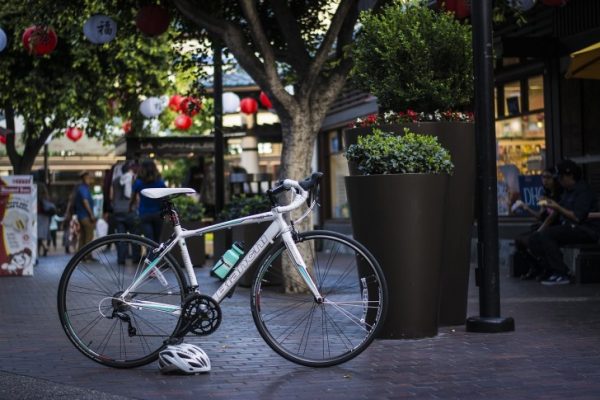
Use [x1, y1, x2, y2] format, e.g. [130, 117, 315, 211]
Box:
[168, 95, 185, 111]
[22, 26, 58, 56]
[179, 96, 202, 117]
[541, 0, 568, 6]
[0, 135, 6, 145]
[122, 120, 132, 134]
[438, 0, 470, 19]
[65, 127, 84, 142]
[240, 97, 258, 115]
[174, 114, 193, 130]
[259, 91, 272, 109]
[135, 5, 170, 37]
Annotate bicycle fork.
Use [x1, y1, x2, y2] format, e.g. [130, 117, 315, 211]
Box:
[280, 230, 323, 303]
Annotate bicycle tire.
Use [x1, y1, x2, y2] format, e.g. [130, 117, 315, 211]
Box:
[251, 230, 388, 367]
[57, 234, 188, 368]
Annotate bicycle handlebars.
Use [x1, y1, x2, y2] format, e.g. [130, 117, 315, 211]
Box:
[268, 172, 323, 213]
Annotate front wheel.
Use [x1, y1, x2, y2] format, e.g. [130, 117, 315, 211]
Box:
[251, 230, 388, 367]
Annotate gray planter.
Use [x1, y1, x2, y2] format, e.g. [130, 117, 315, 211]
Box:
[344, 122, 475, 326]
[346, 173, 449, 339]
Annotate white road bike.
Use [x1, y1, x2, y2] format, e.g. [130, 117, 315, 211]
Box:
[58, 173, 388, 368]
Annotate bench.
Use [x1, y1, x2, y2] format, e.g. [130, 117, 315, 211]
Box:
[562, 243, 600, 284]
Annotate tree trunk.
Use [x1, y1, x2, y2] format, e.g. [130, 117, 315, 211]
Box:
[3, 106, 51, 175]
[278, 112, 318, 294]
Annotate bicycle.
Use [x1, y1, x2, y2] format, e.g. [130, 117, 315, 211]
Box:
[57, 172, 388, 368]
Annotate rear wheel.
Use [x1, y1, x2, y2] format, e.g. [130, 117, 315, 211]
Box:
[251, 230, 388, 367]
[57, 234, 187, 368]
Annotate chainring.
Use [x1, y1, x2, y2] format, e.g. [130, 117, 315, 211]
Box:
[179, 293, 222, 336]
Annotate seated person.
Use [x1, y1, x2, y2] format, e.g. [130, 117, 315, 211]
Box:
[529, 160, 600, 285]
[513, 167, 563, 280]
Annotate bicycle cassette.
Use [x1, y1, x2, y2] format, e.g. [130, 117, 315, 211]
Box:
[179, 293, 222, 337]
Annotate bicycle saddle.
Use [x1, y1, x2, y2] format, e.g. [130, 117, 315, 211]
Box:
[141, 188, 196, 199]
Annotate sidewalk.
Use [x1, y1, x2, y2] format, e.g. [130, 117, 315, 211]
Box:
[1, 251, 600, 399]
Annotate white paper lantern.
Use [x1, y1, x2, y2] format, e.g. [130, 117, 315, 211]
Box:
[0, 27, 7, 52]
[222, 92, 240, 114]
[139, 97, 165, 118]
[83, 15, 117, 44]
[508, 0, 536, 11]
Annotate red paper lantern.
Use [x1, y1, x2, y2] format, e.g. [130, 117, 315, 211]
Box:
[240, 97, 258, 115]
[174, 114, 193, 130]
[0, 135, 6, 145]
[122, 120, 132, 134]
[135, 5, 170, 37]
[541, 0, 568, 6]
[65, 127, 84, 142]
[438, 0, 470, 19]
[179, 96, 202, 117]
[22, 26, 58, 56]
[168, 95, 185, 111]
[259, 91, 272, 109]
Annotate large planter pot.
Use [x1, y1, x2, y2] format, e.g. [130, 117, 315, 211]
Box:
[161, 221, 206, 268]
[346, 173, 449, 339]
[212, 229, 232, 260]
[344, 122, 475, 326]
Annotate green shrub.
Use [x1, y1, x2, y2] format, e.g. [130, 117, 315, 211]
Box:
[173, 195, 205, 221]
[217, 194, 271, 221]
[351, 0, 473, 113]
[345, 128, 454, 175]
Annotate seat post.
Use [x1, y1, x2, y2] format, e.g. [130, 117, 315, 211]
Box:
[161, 200, 180, 227]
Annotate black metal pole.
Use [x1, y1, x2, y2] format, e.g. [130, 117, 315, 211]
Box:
[213, 39, 225, 215]
[466, 0, 514, 333]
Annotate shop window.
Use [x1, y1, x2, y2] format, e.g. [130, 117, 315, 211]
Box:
[495, 74, 546, 216]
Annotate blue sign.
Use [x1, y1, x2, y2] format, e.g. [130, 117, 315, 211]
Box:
[518, 174, 544, 211]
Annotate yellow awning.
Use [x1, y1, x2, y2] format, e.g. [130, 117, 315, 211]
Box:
[566, 42, 600, 80]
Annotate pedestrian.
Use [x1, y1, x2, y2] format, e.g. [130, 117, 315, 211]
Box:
[37, 183, 55, 257]
[74, 171, 96, 251]
[112, 160, 140, 264]
[529, 160, 600, 285]
[129, 159, 166, 242]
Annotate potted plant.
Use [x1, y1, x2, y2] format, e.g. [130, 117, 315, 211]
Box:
[160, 194, 206, 268]
[345, 129, 453, 339]
[214, 195, 279, 287]
[346, 0, 475, 326]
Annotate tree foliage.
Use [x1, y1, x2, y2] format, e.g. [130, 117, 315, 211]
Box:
[0, 1, 175, 172]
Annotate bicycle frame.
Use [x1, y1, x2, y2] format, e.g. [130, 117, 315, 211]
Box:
[120, 207, 322, 315]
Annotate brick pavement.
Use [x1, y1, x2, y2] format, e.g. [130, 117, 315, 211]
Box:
[1, 251, 600, 399]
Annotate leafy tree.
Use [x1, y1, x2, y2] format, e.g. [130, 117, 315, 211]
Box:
[0, 1, 175, 173]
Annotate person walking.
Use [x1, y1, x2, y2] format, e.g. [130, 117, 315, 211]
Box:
[112, 161, 140, 265]
[74, 171, 96, 251]
[37, 183, 54, 257]
[129, 159, 166, 242]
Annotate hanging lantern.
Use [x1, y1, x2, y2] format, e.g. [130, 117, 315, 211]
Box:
[0, 134, 6, 145]
[179, 96, 202, 117]
[122, 120, 132, 134]
[259, 91, 272, 109]
[0, 27, 7, 53]
[174, 114, 193, 130]
[83, 15, 117, 44]
[222, 92, 240, 113]
[437, 0, 470, 19]
[541, 0, 568, 6]
[240, 97, 258, 115]
[168, 94, 184, 111]
[135, 5, 170, 37]
[22, 26, 58, 56]
[65, 127, 84, 142]
[139, 97, 165, 118]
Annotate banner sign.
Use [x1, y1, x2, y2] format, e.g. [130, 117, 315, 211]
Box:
[0, 176, 37, 276]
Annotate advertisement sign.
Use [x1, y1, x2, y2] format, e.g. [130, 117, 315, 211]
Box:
[0, 176, 36, 276]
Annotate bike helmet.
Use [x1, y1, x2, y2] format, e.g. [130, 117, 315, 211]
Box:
[158, 343, 211, 374]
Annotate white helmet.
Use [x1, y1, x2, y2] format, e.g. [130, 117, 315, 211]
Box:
[158, 343, 211, 374]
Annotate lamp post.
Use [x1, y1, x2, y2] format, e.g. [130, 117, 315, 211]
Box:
[212, 39, 225, 215]
[466, 0, 515, 333]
